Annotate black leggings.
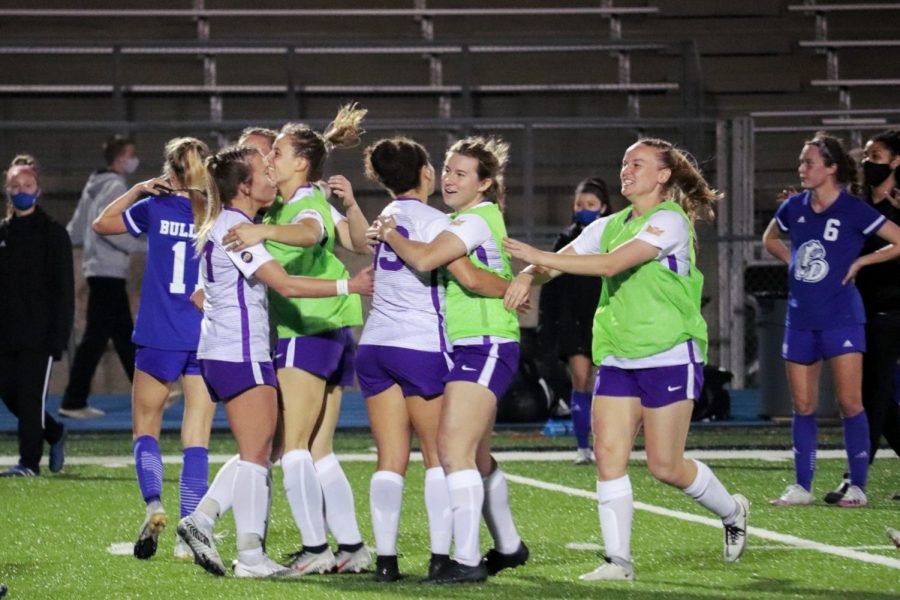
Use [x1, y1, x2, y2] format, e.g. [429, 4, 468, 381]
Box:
[862, 310, 900, 462]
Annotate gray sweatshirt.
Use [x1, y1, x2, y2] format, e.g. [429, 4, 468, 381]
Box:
[67, 170, 146, 279]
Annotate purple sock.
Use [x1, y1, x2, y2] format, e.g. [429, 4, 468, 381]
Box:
[133, 435, 163, 504]
[842, 412, 870, 491]
[792, 413, 817, 492]
[180, 446, 210, 517]
[570, 391, 592, 450]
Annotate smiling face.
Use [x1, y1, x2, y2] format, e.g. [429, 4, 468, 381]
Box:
[441, 152, 490, 211]
[798, 143, 836, 190]
[247, 152, 277, 208]
[265, 134, 307, 189]
[619, 142, 670, 203]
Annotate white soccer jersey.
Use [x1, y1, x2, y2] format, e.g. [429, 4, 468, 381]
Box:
[197, 208, 275, 362]
[359, 198, 452, 352]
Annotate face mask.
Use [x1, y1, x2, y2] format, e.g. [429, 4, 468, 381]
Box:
[574, 209, 601, 225]
[123, 157, 140, 174]
[10, 192, 38, 210]
[863, 161, 892, 187]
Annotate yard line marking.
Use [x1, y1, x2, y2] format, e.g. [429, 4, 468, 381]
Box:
[504, 473, 900, 571]
[751, 544, 896, 551]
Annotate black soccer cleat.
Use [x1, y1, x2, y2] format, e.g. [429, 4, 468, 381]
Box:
[482, 541, 529, 576]
[372, 555, 401, 582]
[426, 559, 488, 584]
[426, 553, 451, 581]
[823, 472, 850, 505]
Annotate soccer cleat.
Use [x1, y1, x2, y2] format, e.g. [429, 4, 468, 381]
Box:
[723, 494, 749, 563]
[835, 485, 867, 508]
[48, 427, 67, 473]
[579, 557, 634, 581]
[769, 484, 814, 506]
[886, 527, 900, 548]
[233, 556, 297, 578]
[0, 464, 37, 477]
[334, 545, 371, 573]
[574, 447, 594, 465]
[284, 548, 336, 575]
[133, 502, 167, 560]
[482, 541, 529, 576]
[372, 555, 400, 582]
[823, 473, 850, 505]
[174, 537, 192, 560]
[425, 554, 452, 581]
[58, 406, 105, 419]
[426, 559, 488, 584]
[176, 514, 226, 576]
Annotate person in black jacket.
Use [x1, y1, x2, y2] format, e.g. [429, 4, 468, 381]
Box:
[0, 162, 74, 476]
[537, 177, 611, 464]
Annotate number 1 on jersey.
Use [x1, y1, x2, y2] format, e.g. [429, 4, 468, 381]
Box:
[169, 240, 200, 294]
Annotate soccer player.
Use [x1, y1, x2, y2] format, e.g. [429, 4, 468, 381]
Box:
[763, 132, 900, 507]
[182, 144, 371, 577]
[504, 138, 750, 581]
[370, 136, 528, 584]
[221, 105, 372, 574]
[360, 137, 512, 582]
[93, 138, 216, 560]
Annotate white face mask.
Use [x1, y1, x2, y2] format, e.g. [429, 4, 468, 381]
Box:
[123, 157, 140, 174]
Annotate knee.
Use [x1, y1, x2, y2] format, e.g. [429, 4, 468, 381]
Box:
[791, 396, 817, 415]
[376, 446, 410, 474]
[647, 457, 683, 486]
[594, 443, 625, 480]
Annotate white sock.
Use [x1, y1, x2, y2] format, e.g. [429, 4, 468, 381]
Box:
[281, 449, 327, 547]
[683, 460, 738, 523]
[233, 460, 269, 565]
[315, 453, 363, 545]
[597, 475, 633, 565]
[195, 453, 240, 527]
[482, 466, 521, 554]
[424, 467, 452, 555]
[446, 469, 484, 567]
[370, 470, 404, 556]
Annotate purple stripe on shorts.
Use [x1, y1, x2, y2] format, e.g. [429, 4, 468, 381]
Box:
[203, 240, 215, 283]
[236, 278, 250, 362]
[429, 270, 448, 353]
[666, 254, 677, 273]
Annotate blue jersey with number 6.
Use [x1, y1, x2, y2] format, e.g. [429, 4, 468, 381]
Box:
[774, 190, 885, 330]
[123, 194, 201, 350]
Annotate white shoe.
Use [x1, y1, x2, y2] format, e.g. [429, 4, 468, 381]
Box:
[334, 545, 371, 573]
[579, 559, 634, 581]
[836, 485, 867, 508]
[174, 537, 193, 560]
[233, 555, 297, 578]
[285, 548, 336, 575]
[176, 514, 226, 576]
[886, 527, 900, 548]
[58, 406, 105, 419]
[724, 494, 749, 563]
[769, 484, 814, 506]
[574, 447, 594, 465]
[134, 501, 167, 560]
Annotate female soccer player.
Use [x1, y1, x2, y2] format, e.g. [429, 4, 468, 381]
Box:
[360, 136, 513, 582]
[93, 138, 216, 561]
[221, 105, 372, 574]
[370, 136, 527, 584]
[504, 138, 749, 581]
[763, 132, 900, 507]
[186, 144, 371, 577]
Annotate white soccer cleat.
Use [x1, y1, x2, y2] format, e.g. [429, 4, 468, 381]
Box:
[769, 484, 814, 506]
[573, 447, 594, 465]
[174, 537, 193, 560]
[285, 548, 337, 575]
[233, 555, 298, 578]
[886, 527, 900, 548]
[176, 514, 226, 576]
[579, 558, 634, 581]
[835, 485, 867, 508]
[134, 501, 167, 560]
[724, 494, 750, 563]
[334, 545, 372, 573]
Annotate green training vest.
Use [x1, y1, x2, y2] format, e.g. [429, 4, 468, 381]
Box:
[592, 201, 707, 365]
[443, 203, 520, 342]
[263, 188, 362, 338]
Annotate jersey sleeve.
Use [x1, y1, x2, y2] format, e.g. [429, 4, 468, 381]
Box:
[443, 213, 492, 253]
[123, 197, 151, 237]
[421, 212, 451, 243]
[773, 197, 793, 233]
[291, 208, 327, 243]
[856, 202, 888, 237]
[329, 204, 347, 224]
[224, 242, 275, 280]
[634, 211, 688, 257]
[569, 215, 611, 255]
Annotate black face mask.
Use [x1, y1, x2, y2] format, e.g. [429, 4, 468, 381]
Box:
[863, 161, 893, 187]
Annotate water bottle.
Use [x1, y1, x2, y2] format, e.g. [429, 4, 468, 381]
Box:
[543, 419, 573, 437]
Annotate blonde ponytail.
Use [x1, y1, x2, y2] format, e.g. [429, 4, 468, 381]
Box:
[639, 137, 720, 224]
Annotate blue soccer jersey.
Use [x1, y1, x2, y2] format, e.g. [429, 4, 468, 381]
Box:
[775, 190, 886, 330]
[124, 194, 202, 350]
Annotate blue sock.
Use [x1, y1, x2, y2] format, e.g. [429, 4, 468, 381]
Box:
[180, 447, 210, 517]
[842, 412, 870, 491]
[570, 391, 592, 450]
[792, 413, 817, 492]
[133, 435, 163, 504]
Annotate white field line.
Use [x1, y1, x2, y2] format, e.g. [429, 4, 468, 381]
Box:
[504, 473, 900, 571]
[3, 448, 894, 467]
